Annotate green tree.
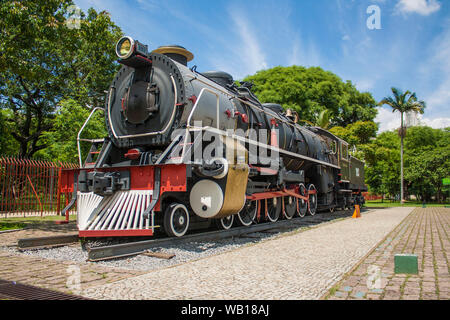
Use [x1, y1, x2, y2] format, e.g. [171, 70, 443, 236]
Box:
[329, 121, 378, 147]
[302, 109, 332, 129]
[378, 88, 426, 203]
[243, 66, 378, 127]
[36, 99, 107, 163]
[404, 126, 450, 203]
[362, 126, 449, 203]
[364, 131, 401, 199]
[0, 109, 19, 155]
[0, 0, 121, 158]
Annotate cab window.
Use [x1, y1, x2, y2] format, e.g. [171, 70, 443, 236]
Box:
[341, 143, 348, 160]
[331, 141, 337, 154]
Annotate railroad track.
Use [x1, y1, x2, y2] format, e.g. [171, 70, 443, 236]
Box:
[87, 208, 362, 262]
[16, 208, 367, 261]
[17, 234, 79, 250]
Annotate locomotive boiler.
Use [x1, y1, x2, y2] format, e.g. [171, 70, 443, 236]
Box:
[61, 36, 367, 238]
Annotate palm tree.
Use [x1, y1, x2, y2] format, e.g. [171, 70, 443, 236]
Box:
[378, 88, 426, 203]
[302, 109, 333, 129]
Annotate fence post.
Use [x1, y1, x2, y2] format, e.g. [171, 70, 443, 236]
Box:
[56, 164, 62, 216]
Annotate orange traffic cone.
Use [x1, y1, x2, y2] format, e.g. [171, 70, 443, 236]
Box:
[352, 205, 361, 218]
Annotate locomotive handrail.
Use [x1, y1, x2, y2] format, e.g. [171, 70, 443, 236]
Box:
[180, 87, 221, 164]
[184, 73, 342, 170]
[186, 73, 301, 130]
[77, 107, 105, 167]
[180, 126, 341, 170]
[186, 87, 220, 129]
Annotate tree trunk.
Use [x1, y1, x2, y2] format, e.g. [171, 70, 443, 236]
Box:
[437, 187, 442, 204]
[400, 112, 404, 204]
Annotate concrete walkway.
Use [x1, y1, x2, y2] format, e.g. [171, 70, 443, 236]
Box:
[82, 207, 414, 300]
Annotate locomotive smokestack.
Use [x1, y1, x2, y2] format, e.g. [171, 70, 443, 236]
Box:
[152, 45, 194, 66]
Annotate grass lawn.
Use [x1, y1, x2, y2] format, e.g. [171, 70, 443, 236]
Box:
[0, 214, 77, 227]
[365, 200, 449, 208]
[0, 221, 26, 231]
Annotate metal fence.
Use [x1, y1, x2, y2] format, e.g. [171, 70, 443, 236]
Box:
[0, 157, 78, 218]
[362, 192, 383, 201]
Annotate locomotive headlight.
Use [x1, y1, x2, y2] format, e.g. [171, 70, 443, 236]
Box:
[116, 36, 135, 60]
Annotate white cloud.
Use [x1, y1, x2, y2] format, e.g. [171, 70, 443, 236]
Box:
[376, 107, 450, 132]
[423, 22, 450, 112]
[419, 116, 450, 128]
[395, 0, 441, 16]
[228, 10, 268, 76]
[355, 79, 375, 91]
[375, 107, 402, 132]
[208, 8, 268, 79]
[288, 37, 322, 68]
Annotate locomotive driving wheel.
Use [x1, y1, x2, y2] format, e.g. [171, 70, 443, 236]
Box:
[284, 196, 296, 220]
[237, 200, 257, 226]
[266, 197, 281, 222]
[307, 184, 318, 216]
[164, 203, 190, 237]
[297, 183, 308, 217]
[216, 215, 234, 230]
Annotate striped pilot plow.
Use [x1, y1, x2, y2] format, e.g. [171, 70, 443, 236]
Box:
[77, 190, 154, 237]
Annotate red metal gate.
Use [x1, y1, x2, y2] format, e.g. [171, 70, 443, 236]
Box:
[0, 157, 78, 218]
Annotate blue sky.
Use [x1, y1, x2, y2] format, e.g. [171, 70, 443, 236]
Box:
[75, 0, 450, 132]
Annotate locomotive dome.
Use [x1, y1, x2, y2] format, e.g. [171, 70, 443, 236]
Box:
[263, 103, 284, 114]
[202, 71, 234, 87]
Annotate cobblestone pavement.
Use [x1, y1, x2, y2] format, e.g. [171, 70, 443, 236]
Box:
[0, 249, 145, 294]
[82, 207, 414, 300]
[0, 220, 145, 295]
[325, 207, 450, 300]
[0, 220, 77, 247]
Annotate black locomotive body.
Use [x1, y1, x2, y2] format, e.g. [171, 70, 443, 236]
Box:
[67, 37, 367, 238]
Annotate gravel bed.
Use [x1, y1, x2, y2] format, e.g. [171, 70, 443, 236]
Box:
[1, 230, 287, 272]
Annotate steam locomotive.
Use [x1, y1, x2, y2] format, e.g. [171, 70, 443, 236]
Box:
[61, 36, 367, 238]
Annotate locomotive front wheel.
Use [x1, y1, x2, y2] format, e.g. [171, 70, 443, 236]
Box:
[237, 200, 257, 227]
[284, 196, 296, 220]
[267, 198, 281, 222]
[297, 183, 308, 218]
[307, 184, 318, 216]
[164, 203, 190, 237]
[215, 215, 234, 230]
